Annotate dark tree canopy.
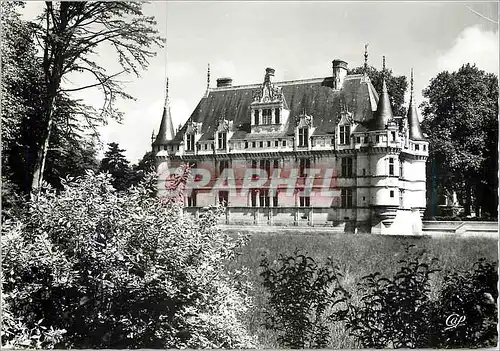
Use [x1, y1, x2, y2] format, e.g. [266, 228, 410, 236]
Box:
[421, 63, 498, 217]
[1, 2, 98, 207]
[29, 1, 164, 192]
[99, 142, 133, 191]
[348, 65, 408, 117]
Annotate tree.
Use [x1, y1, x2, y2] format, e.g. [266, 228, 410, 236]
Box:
[420, 64, 498, 217]
[128, 150, 157, 186]
[99, 142, 133, 191]
[29, 1, 164, 194]
[348, 65, 408, 117]
[1, 3, 101, 199]
[2, 167, 256, 348]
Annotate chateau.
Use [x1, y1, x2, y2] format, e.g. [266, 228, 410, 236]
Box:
[152, 57, 429, 235]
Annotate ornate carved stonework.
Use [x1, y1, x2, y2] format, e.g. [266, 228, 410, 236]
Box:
[186, 119, 202, 134]
[295, 113, 313, 127]
[252, 84, 283, 104]
[216, 117, 231, 132]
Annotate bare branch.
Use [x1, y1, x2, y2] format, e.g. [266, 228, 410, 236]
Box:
[58, 67, 126, 93]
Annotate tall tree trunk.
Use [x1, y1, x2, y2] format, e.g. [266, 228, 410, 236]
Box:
[30, 97, 56, 196]
[474, 180, 482, 218]
[464, 179, 472, 216]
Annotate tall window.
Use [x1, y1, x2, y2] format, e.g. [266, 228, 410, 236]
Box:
[187, 190, 197, 207]
[260, 159, 271, 176]
[391, 131, 396, 142]
[299, 195, 310, 207]
[341, 189, 353, 208]
[186, 134, 195, 151]
[399, 161, 403, 178]
[218, 131, 227, 149]
[275, 108, 281, 124]
[389, 157, 394, 176]
[339, 125, 350, 145]
[341, 157, 353, 177]
[299, 158, 311, 177]
[259, 189, 270, 207]
[298, 127, 309, 147]
[251, 190, 257, 207]
[219, 191, 228, 205]
[263, 109, 272, 124]
[219, 160, 230, 174]
[254, 110, 260, 125]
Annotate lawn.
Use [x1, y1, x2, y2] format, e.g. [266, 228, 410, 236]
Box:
[225, 231, 498, 348]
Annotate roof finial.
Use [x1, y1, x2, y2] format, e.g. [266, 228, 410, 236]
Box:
[207, 63, 211, 90]
[382, 55, 386, 72]
[164, 77, 169, 108]
[151, 129, 155, 144]
[364, 43, 369, 72]
[410, 68, 414, 96]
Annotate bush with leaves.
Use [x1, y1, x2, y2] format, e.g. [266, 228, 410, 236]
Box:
[344, 244, 440, 348]
[260, 251, 348, 348]
[1, 167, 256, 348]
[433, 258, 498, 348]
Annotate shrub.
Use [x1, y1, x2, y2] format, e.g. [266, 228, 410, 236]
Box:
[433, 258, 498, 348]
[1, 168, 256, 348]
[344, 244, 440, 348]
[259, 251, 348, 348]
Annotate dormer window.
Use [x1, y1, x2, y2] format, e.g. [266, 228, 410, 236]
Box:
[263, 109, 272, 124]
[218, 131, 227, 149]
[275, 108, 281, 124]
[339, 125, 350, 145]
[254, 110, 260, 125]
[186, 133, 195, 151]
[298, 127, 309, 147]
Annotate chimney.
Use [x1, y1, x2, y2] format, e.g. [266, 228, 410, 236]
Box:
[216, 77, 233, 87]
[264, 67, 275, 84]
[332, 59, 348, 89]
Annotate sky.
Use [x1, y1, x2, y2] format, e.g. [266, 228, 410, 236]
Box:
[20, 1, 499, 163]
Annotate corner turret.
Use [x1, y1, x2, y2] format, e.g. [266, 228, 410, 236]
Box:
[407, 69, 425, 141]
[152, 78, 175, 149]
[370, 56, 393, 130]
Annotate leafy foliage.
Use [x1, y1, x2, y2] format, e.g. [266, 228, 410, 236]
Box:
[421, 64, 498, 216]
[433, 258, 498, 348]
[27, 1, 164, 191]
[259, 244, 497, 349]
[260, 251, 348, 348]
[348, 65, 408, 117]
[344, 244, 440, 348]
[99, 142, 134, 191]
[1, 3, 101, 197]
[2, 167, 256, 348]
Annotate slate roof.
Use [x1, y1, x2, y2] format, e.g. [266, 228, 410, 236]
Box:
[170, 73, 380, 143]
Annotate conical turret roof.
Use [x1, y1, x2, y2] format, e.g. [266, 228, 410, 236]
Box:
[407, 69, 425, 141]
[370, 78, 393, 130]
[153, 78, 175, 145]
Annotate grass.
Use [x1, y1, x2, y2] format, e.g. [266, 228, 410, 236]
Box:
[225, 231, 498, 348]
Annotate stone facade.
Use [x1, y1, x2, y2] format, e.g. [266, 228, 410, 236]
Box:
[152, 60, 428, 235]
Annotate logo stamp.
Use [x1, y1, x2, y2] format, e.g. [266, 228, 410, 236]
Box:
[444, 313, 466, 331]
